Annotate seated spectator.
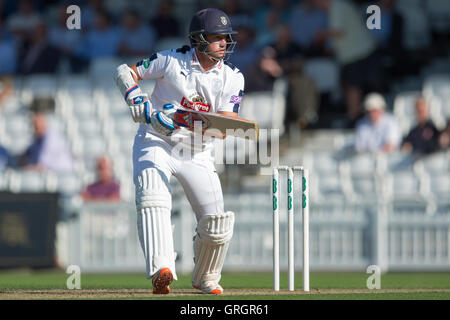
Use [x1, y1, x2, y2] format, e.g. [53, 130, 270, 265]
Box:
[0, 16, 17, 76]
[289, 0, 329, 57]
[48, 4, 85, 73]
[18, 112, 74, 173]
[314, 0, 383, 128]
[150, 0, 180, 40]
[438, 119, 450, 150]
[6, 0, 41, 44]
[401, 98, 440, 155]
[355, 93, 401, 153]
[81, 156, 120, 201]
[18, 20, 61, 75]
[118, 10, 155, 58]
[76, 10, 119, 60]
[227, 24, 259, 75]
[0, 143, 14, 171]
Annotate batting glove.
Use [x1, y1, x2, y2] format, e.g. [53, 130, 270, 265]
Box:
[150, 104, 178, 136]
[126, 93, 152, 124]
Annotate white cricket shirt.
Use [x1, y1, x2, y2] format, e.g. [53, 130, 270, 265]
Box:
[135, 45, 245, 152]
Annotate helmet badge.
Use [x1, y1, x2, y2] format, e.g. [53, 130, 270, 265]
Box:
[220, 16, 227, 25]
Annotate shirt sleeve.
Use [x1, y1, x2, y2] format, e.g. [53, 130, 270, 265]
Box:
[136, 51, 170, 80]
[218, 72, 245, 114]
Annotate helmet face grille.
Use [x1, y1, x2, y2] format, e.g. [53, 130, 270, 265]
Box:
[189, 33, 236, 61]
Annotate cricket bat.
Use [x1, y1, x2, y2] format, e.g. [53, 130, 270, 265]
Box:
[173, 109, 259, 140]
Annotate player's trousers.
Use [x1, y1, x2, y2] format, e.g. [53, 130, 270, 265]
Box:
[132, 129, 224, 280]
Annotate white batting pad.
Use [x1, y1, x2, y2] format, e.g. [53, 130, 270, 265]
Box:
[191, 211, 235, 286]
[135, 168, 177, 280]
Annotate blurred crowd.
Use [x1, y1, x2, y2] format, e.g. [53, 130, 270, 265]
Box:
[1, 0, 450, 196]
[1, 0, 445, 123]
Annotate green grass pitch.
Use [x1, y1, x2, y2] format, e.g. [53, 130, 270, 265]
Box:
[0, 270, 449, 300]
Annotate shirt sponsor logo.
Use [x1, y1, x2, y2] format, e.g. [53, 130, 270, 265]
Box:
[230, 95, 242, 104]
[180, 96, 211, 112]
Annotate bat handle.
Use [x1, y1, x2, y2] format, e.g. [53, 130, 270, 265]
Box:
[144, 101, 152, 124]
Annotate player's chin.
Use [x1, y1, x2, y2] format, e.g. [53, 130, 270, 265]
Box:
[212, 51, 225, 59]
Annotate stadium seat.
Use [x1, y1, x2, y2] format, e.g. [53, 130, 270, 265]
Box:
[71, 97, 98, 120]
[393, 91, 422, 135]
[423, 74, 450, 98]
[415, 152, 450, 176]
[22, 74, 57, 97]
[303, 151, 340, 176]
[112, 115, 140, 137]
[57, 173, 83, 196]
[14, 170, 47, 192]
[378, 152, 415, 173]
[77, 118, 103, 138]
[4, 114, 31, 137]
[349, 174, 380, 201]
[58, 75, 92, 94]
[341, 152, 379, 176]
[239, 84, 286, 136]
[81, 137, 108, 160]
[383, 170, 425, 200]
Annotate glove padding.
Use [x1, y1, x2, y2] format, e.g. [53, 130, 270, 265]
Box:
[127, 93, 152, 124]
[150, 104, 178, 136]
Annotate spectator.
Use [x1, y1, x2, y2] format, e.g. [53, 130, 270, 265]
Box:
[150, 0, 180, 40]
[355, 93, 401, 153]
[6, 0, 41, 44]
[18, 112, 74, 173]
[81, 0, 106, 31]
[271, 25, 320, 129]
[48, 4, 85, 73]
[314, 0, 383, 128]
[438, 119, 450, 150]
[289, 0, 329, 57]
[76, 10, 120, 60]
[253, 0, 291, 47]
[0, 143, 14, 171]
[0, 76, 13, 107]
[118, 10, 156, 58]
[81, 156, 120, 201]
[401, 98, 440, 155]
[227, 24, 259, 75]
[18, 20, 61, 75]
[0, 16, 17, 75]
[245, 46, 283, 92]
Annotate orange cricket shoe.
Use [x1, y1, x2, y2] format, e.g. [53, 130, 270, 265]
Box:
[152, 268, 174, 294]
[193, 282, 223, 294]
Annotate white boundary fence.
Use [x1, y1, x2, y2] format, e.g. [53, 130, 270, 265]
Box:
[56, 194, 450, 274]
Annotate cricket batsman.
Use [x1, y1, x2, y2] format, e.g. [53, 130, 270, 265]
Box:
[114, 8, 245, 294]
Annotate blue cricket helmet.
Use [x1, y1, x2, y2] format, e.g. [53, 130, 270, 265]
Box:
[188, 8, 237, 61]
